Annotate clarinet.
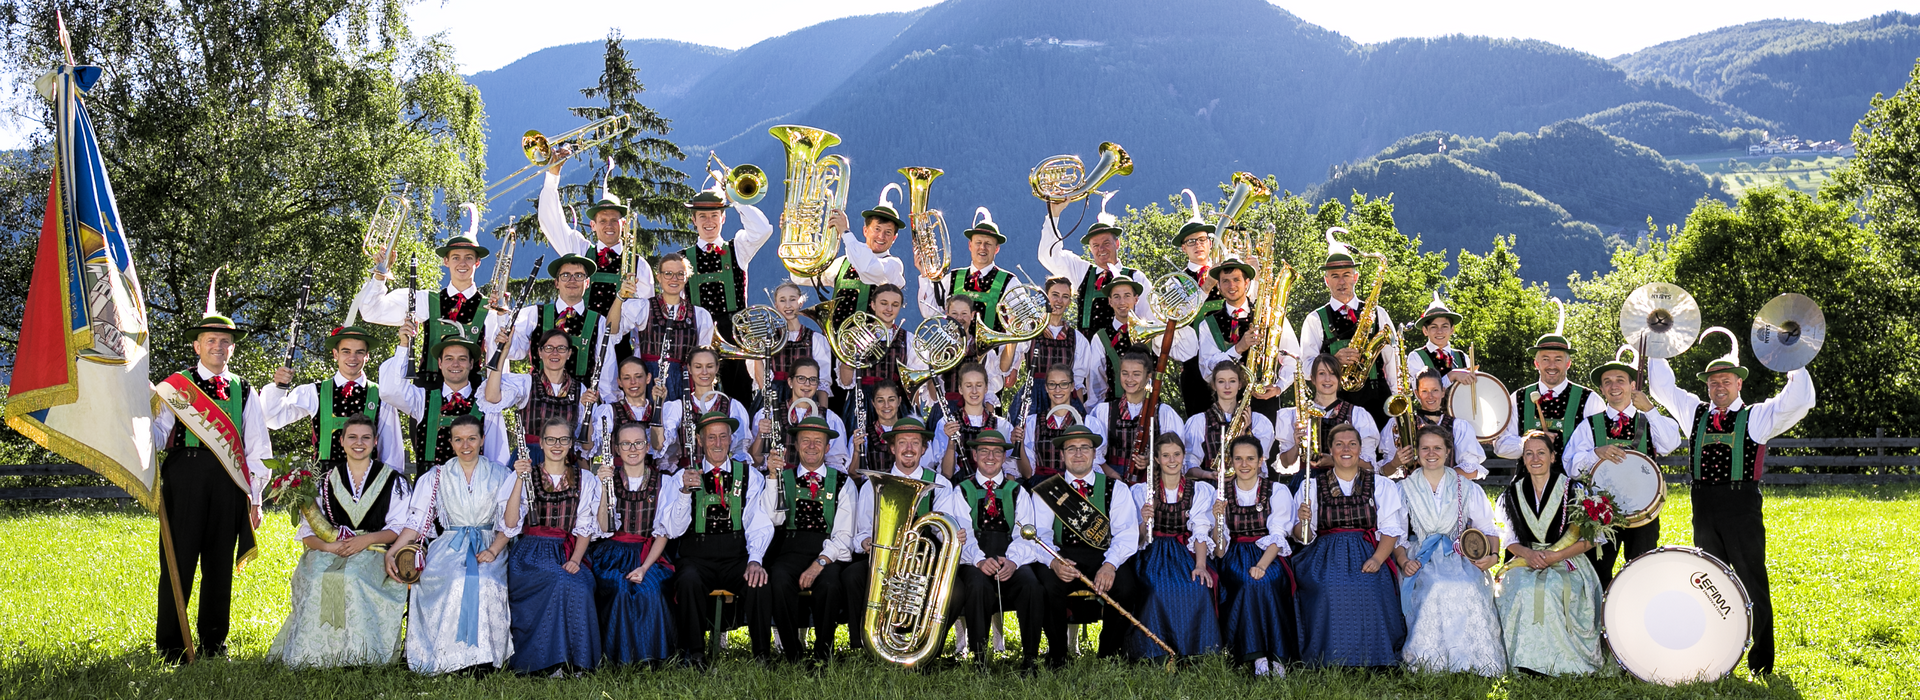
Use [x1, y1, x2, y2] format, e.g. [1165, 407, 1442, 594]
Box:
[596, 412, 616, 534]
[278, 270, 313, 389]
[403, 261, 418, 380]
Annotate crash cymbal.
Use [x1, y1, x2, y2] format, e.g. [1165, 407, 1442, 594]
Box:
[1752, 293, 1824, 372]
[1620, 283, 1701, 359]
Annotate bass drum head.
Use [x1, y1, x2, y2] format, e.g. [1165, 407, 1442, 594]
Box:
[1590, 450, 1665, 527]
[1446, 372, 1510, 440]
[1604, 546, 1752, 685]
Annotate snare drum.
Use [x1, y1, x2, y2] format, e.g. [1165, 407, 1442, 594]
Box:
[1589, 450, 1667, 527]
[1604, 547, 1752, 685]
[1446, 372, 1510, 440]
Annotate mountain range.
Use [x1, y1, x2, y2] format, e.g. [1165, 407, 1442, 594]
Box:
[463, 1, 1920, 296]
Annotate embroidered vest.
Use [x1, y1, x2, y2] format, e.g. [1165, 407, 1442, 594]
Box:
[959, 476, 1021, 536]
[1150, 479, 1195, 537]
[948, 267, 1014, 330]
[169, 369, 248, 449]
[1056, 472, 1112, 549]
[531, 468, 583, 531]
[1075, 264, 1139, 332]
[685, 240, 747, 320]
[535, 302, 603, 380]
[1225, 479, 1270, 537]
[586, 245, 624, 317]
[1414, 346, 1467, 373]
[420, 289, 489, 385]
[313, 378, 380, 462]
[1025, 327, 1078, 378]
[1102, 399, 1147, 483]
[1691, 404, 1765, 483]
[611, 468, 663, 537]
[417, 387, 484, 467]
[692, 459, 749, 534]
[1032, 412, 1071, 479]
[1317, 472, 1376, 531]
[826, 257, 876, 328]
[320, 465, 397, 534]
[767, 328, 817, 381]
[1518, 382, 1589, 450]
[1589, 410, 1651, 454]
[780, 467, 846, 532]
[1316, 304, 1384, 381]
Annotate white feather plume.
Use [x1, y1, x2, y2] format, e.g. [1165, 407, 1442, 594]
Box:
[974, 206, 995, 229]
[1700, 326, 1740, 366]
[1097, 190, 1119, 227]
[461, 202, 480, 238]
[1182, 188, 1204, 224]
[1551, 297, 1566, 336]
[204, 264, 228, 318]
[879, 182, 902, 210]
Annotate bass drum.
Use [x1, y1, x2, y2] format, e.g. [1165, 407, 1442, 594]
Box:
[1446, 371, 1510, 441]
[1589, 450, 1667, 527]
[1604, 547, 1752, 685]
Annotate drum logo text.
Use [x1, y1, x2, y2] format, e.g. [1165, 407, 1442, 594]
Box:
[1690, 571, 1732, 619]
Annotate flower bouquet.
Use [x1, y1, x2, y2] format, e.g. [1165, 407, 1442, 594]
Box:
[1491, 481, 1619, 578]
[266, 460, 339, 542]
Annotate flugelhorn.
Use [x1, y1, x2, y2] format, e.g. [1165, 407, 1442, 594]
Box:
[900, 166, 950, 280]
[973, 284, 1050, 350]
[860, 469, 962, 666]
[769, 124, 850, 278]
[1030, 141, 1132, 204]
[365, 184, 412, 281]
[706, 151, 767, 206]
[484, 114, 632, 202]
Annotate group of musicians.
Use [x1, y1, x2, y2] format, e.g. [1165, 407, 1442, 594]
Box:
[155, 148, 1815, 679]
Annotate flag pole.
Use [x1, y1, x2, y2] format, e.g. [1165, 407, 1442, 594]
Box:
[155, 485, 198, 664]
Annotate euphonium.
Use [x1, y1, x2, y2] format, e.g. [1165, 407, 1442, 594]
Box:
[897, 317, 966, 401]
[1338, 251, 1393, 391]
[859, 469, 962, 666]
[899, 166, 950, 280]
[706, 151, 767, 206]
[365, 184, 412, 281]
[1029, 141, 1133, 204]
[973, 284, 1049, 350]
[1216, 172, 1272, 263]
[769, 124, 850, 278]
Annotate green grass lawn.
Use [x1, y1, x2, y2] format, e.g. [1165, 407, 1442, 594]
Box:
[1, 485, 1913, 699]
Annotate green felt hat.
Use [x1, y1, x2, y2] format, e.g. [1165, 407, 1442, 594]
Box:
[1209, 257, 1256, 280]
[434, 234, 492, 260]
[1588, 345, 1640, 384]
[547, 253, 600, 278]
[1528, 298, 1571, 354]
[1048, 423, 1104, 449]
[585, 194, 628, 219]
[964, 206, 1006, 244]
[1693, 327, 1749, 380]
[786, 415, 840, 439]
[966, 429, 1014, 449]
[1174, 189, 1215, 246]
[881, 416, 936, 443]
[695, 410, 738, 433]
[324, 325, 381, 351]
[860, 183, 909, 230]
[1416, 291, 1461, 327]
[1079, 190, 1124, 244]
[1103, 276, 1143, 297]
[685, 188, 728, 210]
[1321, 227, 1358, 270]
[428, 335, 483, 360]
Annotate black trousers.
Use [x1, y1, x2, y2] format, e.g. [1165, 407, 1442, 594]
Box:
[959, 536, 1044, 659]
[155, 448, 252, 660]
[839, 553, 869, 650]
[764, 530, 848, 661]
[668, 532, 771, 659]
[1032, 544, 1141, 659]
[1693, 482, 1773, 674]
[1589, 516, 1662, 589]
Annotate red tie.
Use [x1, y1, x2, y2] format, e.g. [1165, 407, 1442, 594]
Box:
[803, 472, 822, 499]
[1541, 389, 1556, 402]
[596, 247, 614, 269]
[983, 479, 1001, 517]
[342, 380, 362, 399]
[209, 376, 229, 400]
[705, 242, 722, 255]
[1095, 270, 1111, 288]
[444, 391, 473, 413]
[446, 292, 466, 319]
[707, 468, 728, 507]
[968, 270, 983, 290]
[1111, 325, 1128, 347]
[1612, 411, 1631, 436]
[1074, 479, 1090, 497]
[1710, 409, 1728, 432]
[1196, 266, 1209, 279]
[1342, 305, 1357, 322]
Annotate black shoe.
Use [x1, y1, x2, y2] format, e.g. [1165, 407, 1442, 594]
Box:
[679, 654, 710, 670]
[1017, 657, 1042, 676]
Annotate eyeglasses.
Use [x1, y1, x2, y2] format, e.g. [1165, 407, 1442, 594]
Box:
[556, 272, 591, 282]
[1060, 445, 1095, 454]
[616, 440, 649, 450]
[541, 436, 574, 446]
[791, 375, 820, 385]
[658, 271, 687, 279]
[1045, 381, 1074, 389]
[540, 345, 572, 354]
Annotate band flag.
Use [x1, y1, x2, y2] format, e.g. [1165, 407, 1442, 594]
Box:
[3, 63, 158, 511]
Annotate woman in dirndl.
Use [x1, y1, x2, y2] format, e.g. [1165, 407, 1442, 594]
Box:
[385, 415, 515, 674]
[1493, 430, 1606, 676]
[590, 421, 690, 665]
[1214, 434, 1300, 677]
[1289, 422, 1406, 668]
[502, 417, 603, 673]
[1126, 433, 1221, 659]
[268, 415, 411, 667]
[1390, 425, 1506, 675]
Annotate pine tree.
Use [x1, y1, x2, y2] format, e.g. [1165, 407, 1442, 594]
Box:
[570, 29, 697, 255]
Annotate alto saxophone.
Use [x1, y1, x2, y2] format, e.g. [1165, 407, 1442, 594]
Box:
[1338, 251, 1393, 391]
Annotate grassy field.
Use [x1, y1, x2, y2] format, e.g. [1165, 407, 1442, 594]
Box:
[1, 485, 1914, 699]
[1677, 151, 1851, 197]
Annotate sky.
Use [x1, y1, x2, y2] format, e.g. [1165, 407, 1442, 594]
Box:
[414, 0, 1920, 73]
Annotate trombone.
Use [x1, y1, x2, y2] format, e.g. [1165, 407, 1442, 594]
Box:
[483, 114, 634, 203]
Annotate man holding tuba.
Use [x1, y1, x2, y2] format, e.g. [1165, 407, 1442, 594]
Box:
[681, 181, 775, 402]
[541, 145, 649, 335]
[841, 418, 968, 659]
[1298, 229, 1398, 427]
[798, 187, 908, 330]
[1038, 194, 1153, 335]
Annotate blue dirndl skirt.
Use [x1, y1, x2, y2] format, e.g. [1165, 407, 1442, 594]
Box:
[506, 531, 602, 672]
[1218, 539, 1299, 662]
[1129, 534, 1220, 658]
[1291, 529, 1405, 667]
[590, 536, 676, 664]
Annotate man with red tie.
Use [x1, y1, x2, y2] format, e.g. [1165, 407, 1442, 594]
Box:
[503, 255, 613, 385]
[350, 224, 497, 388]
[1025, 424, 1142, 664]
[953, 430, 1046, 669]
[1492, 303, 1604, 464]
[263, 325, 406, 473]
[918, 207, 1017, 332]
[1171, 203, 1226, 416]
[758, 416, 857, 664]
[1037, 193, 1152, 335]
[681, 181, 774, 402]
[1194, 257, 1298, 419]
[539, 145, 646, 333]
[1298, 228, 1399, 427]
[669, 411, 774, 667]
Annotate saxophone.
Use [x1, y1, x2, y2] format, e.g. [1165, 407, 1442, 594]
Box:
[1338, 251, 1392, 391]
[769, 125, 849, 278]
[1384, 331, 1417, 475]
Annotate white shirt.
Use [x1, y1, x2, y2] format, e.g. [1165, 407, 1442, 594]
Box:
[591, 471, 691, 540]
[917, 262, 1002, 320]
[1219, 480, 1298, 556]
[1273, 401, 1381, 473]
[501, 469, 604, 539]
[1196, 304, 1298, 395]
[928, 409, 1016, 477]
[1396, 469, 1498, 557]
[955, 470, 1042, 567]
[260, 372, 407, 472]
[691, 458, 775, 564]
[294, 464, 413, 540]
[150, 363, 275, 506]
[660, 393, 755, 463]
[1648, 359, 1816, 445]
[1492, 377, 1607, 459]
[751, 404, 851, 472]
[1130, 480, 1216, 554]
[1376, 410, 1489, 478]
[852, 464, 964, 557]
[1026, 469, 1141, 569]
[1297, 297, 1398, 392]
[378, 348, 511, 468]
[1562, 404, 1684, 478]
[1407, 343, 1468, 387]
[1180, 409, 1275, 473]
[350, 278, 501, 348]
[747, 327, 833, 397]
[1075, 319, 1195, 404]
[1084, 399, 1185, 475]
[796, 232, 905, 288]
[1293, 473, 1407, 540]
[765, 462, 857, 561]
[503, 299, 612, 368]
[1036, 215, 1153, 321]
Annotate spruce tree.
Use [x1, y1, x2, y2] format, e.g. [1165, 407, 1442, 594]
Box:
[570, 29, 697, 255]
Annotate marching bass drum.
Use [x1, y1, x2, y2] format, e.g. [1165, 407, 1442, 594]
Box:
[1589, 449, 1666, 527]
[1604, 547, 1752, 685]
[1446, 371, 1510, 441]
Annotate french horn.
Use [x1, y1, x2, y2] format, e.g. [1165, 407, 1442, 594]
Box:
[714, 305, 789, 360]
[832, 311, 895, 369]
[1029, 141, 1132, 204]
[973, 284, 1050, 350]
[1132, 273, 1207, 342]
[896, 317, 967, 399]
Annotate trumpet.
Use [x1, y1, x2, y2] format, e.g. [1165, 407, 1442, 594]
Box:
[1029, 141, 1132, 204]
[899, 166, 950, 281]
[1338, 250, 1393, 391]
[484, 114, 633, 202]
[364, 184, 412, 282]
[706, 151, 767, 206]
[973, 284, 1049, 350]
[769, 125, 850, 278]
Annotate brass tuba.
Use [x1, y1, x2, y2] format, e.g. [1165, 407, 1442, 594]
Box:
[1029, 141, 1133, 204]
[705, 151, 767, 206]
[973, 284, 1050, 350]
[859, 469, 962, 666]
[899, 166, 950, 280]
[769, 125, 850, 278]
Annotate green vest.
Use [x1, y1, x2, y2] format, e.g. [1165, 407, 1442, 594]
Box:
[176, 371, 246, 449]
[779, 467, 844, 531]
[1411, 346, 1467, 373]
[1315, 305, 1381, 380]
[1587, 411, 1650, 454]
[1075, 264, 1140, 331]
[1519, 382, 1589, 443]
[420, 387, 485, 465]
[422, 291, 489, 375]
[948, 267, 1013, 331]
[539, 302, 603, 378]
[686, 241, 742, 314]
[1199, 305, 1251, 352]
[315, 379, 381, 461]
[692, 459, 749, 533]
[1054, 472, 1110, 548]
[957, 475, 1020, 533]
[829, 257, 874, 323]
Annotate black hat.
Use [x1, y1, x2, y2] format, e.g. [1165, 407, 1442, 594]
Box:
[1048, 423, 1104, 449]
[547, 253, 600, 278]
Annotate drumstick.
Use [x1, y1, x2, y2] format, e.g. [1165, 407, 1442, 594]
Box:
[1020, 525, 1177, 668]
[1466, 343, 1479, 423]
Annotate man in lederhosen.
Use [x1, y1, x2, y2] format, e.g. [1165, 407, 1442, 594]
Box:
[1648, 338, 1813, 676]
[606, 252, 710, 410]
[918, 207, 1016, 332]
[149, 288, 273, 662]
[1037, 193, 1152, 334]
[540, 146, 645, 333]
[1566, 349, 1682, 587]
[502, 255, 613, 386]
[1492, 312, 1604, 464]
[681, 184, 774, 402]
[669, 411, 774, 667]
[383, 318, 511, 472]
[352, 226, 497, 389]
[1405, 293, 1475, 388]
[1025, 424, 1142, 664]
[953, 430, 1045, 669]
[263, 324, 406, 471]
[759, 416, 857, 664]
[1297, 228, 1398, 427]
[1194, 257, 1297, 419]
